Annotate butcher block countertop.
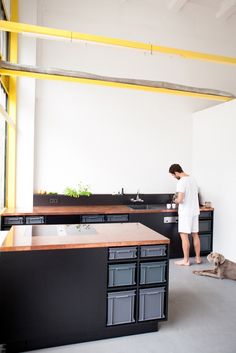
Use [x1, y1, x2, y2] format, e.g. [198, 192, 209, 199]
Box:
[1, 205, 214, 216]
[0, 222, 170, 252]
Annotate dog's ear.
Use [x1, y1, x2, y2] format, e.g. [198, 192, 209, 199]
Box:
[219, 254, 225, 264]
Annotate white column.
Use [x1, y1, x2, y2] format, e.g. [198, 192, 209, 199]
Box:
[16, 0, 37, 207]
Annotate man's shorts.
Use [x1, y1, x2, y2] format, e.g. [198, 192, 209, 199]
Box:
[178, 215, 199, 234]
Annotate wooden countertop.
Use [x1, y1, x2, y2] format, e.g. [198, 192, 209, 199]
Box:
[1, 205, 214, 216]
[0, 222, 170, 252]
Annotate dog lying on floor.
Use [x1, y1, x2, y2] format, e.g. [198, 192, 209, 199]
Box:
[193, 252, 236, 280]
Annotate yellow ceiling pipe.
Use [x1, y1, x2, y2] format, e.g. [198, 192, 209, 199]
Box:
[0, 67, 231, 102]
[0, 20, 236, 66]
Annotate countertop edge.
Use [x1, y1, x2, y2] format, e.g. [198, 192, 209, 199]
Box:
[0, 239, 170, 252]
[1, 205, 214, 216]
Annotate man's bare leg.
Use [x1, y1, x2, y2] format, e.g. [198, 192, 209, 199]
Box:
[175, 233, 190, 266]
[192, 232, 201, 264]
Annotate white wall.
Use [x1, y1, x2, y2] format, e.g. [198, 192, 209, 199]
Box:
[193, 99, 236, 261]
[16, 0, 236, 201]
[34, 81, 193, 194]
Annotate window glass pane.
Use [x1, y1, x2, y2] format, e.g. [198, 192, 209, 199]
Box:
[0, 2, 9, 209]
[0, 1, 9, 60]
[0, 83, 7, 209]
[0, 118, 6, 209]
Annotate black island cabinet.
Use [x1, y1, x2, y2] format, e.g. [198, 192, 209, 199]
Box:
[0, 223, 170, 352]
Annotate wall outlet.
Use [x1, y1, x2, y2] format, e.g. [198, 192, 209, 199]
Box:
[49, 198, 58, 204]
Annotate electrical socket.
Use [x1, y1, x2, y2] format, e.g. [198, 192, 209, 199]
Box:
[49, 198, 58, 204]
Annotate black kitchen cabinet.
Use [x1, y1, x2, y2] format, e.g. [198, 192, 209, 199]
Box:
[45, 215, 81, 224]
[0, 244, 169, 352]
[129, 211, 213, 259]
[129, 213, 181, 259]
[1, 214, 130, 230]
[190, 211, 214, 256]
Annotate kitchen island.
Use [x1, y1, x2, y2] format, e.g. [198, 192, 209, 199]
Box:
[0, 222, 170, 352]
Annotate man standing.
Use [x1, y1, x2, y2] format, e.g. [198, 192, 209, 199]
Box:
[169, 164, 201, 266]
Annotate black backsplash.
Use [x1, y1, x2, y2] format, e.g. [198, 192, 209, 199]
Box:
[33, 193, 174, 206]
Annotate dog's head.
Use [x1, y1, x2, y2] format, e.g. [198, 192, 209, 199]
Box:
[207, 252, 225, 266]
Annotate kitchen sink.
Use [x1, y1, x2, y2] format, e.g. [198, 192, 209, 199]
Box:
[128, 204, 165, 210]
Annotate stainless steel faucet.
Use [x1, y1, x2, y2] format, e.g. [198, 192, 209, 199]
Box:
[130, 190, 144, 203]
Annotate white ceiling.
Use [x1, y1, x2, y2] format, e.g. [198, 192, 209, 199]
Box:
[33, 0, 236, 111]
[168, 0, 236, 20]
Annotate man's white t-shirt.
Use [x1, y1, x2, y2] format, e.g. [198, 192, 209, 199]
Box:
[176, 176, 200, 216]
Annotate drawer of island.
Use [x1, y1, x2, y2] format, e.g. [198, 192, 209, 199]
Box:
[107, 290, 136, 326]
[108, 246, 137, 260]
[108, 263, 136, 287]
[139, 287, 165, 321]
[140, 245, 167, 258]
[140, 261, 167, 284]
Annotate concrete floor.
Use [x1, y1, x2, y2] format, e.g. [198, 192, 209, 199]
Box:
[28, 258, 236, 353]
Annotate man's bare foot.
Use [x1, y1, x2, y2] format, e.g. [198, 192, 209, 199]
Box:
[175, 259, 190, 266]
[195, 257, 202, 264]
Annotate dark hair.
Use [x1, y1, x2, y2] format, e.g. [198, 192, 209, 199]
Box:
[169, 164, 184, 174]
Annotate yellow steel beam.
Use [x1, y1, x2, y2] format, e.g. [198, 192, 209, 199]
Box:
[0, 67, 231, 102]
[0, 20, 236, 66]
[0, 75, 9, 93]
[6, 0, 18, 208]
[0, 19, 72, 39]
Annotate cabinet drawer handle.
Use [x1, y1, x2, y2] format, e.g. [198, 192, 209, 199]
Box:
[115, 295, 129, 299]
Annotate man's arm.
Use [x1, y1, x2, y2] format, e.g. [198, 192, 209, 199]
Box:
[175, 192, 184, 204]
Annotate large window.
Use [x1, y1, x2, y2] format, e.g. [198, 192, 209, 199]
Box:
[0, 1, 9, 60]
[0, 0, 9, 209]
[0, 84, 7, 209]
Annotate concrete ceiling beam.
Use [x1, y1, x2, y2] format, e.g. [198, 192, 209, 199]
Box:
[216, 0, 236, 20]
[168, 0, 189, 12]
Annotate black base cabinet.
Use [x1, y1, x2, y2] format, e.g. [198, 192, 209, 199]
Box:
[129, 213, 182, 259]
[129, 212, 213, 259]
[0, 245, 169, 352]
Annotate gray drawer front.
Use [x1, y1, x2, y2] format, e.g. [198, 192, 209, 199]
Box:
[107, 290, 136, 326]
[3, 216, 24, 225]
[140, 245, 167, 258]
[139, 287, 165, 321]
[25, 216, 45, 224]
[200, 233, 212, 252]
[200, 211, 212, 219]
[140, 261, 166, 284]
[109, 247, 137, 260]
[108, 263, 136, 287]
[199, 220, 212, 232]
[81, 215, 105, 223]
[106, 214, 129, 222]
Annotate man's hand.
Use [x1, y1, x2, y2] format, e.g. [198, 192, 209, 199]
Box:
[175, 192, 184, 204]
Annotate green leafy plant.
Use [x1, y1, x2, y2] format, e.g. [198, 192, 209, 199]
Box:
[64, 182, 92, 198]
[77, 182, 92, 196]
[64, 187, 80, 198]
